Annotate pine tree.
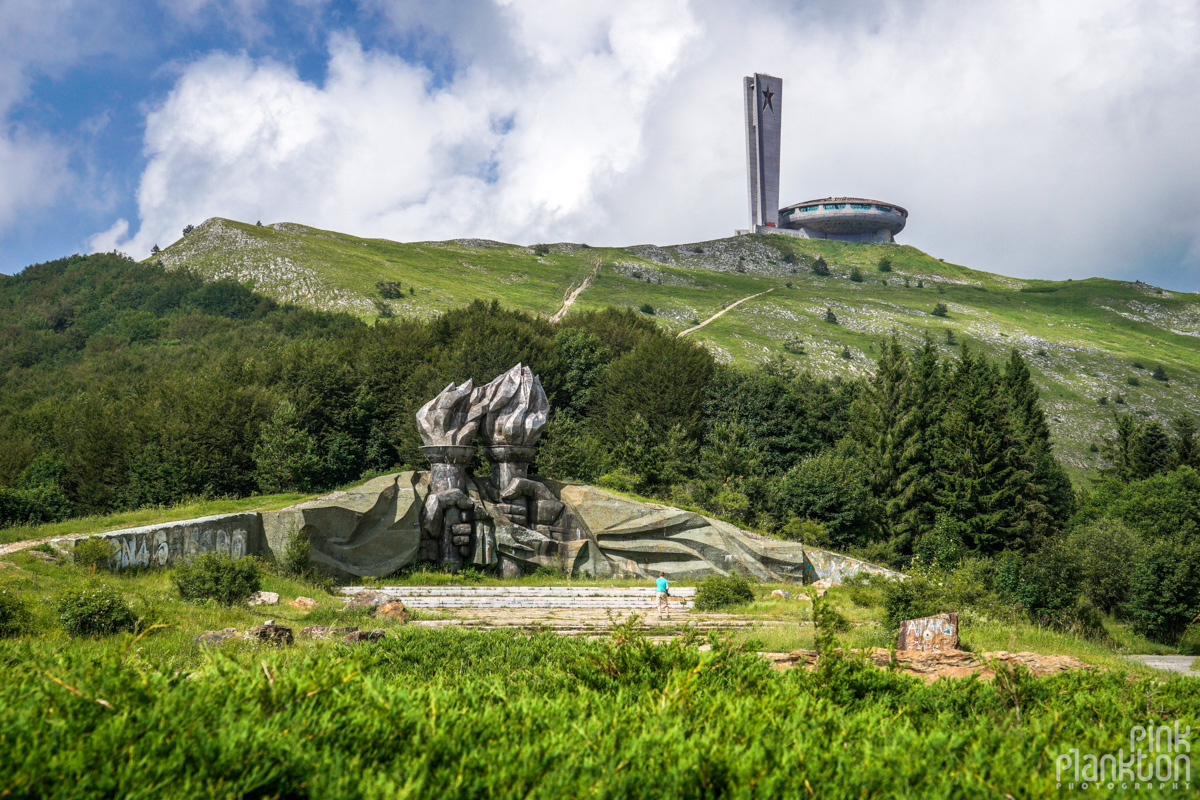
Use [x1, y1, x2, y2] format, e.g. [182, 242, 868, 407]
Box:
[891, 336, 946, 548]
[850, 336, 916, 539]
[1100, 413, 1139, 481]
[1173, 414, 1199, 469]
[1131, 420, 1174, 479]
[933, 346, 1029, 554]
[253, 400, 319, 493]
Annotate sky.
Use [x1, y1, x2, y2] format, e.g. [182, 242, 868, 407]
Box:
[2, 0, 1199, 290]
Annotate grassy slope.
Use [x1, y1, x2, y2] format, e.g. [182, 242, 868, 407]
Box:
[155, 218, 1200, 472]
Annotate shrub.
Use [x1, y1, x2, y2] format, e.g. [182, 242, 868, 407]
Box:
[1151, 364, 1168, 382]
[1067, 518, 1145, 614]
[1127, 376, 1140, 386]
[824, 308, 838, 324]
[840, 346, 852, 360]
[57, 583, 137, 637]
[931, 302, 948, 317]
[174, 552, 262, 605]
[917, 279, 924, 288]
[913, 516, 965, 570]
[0, 588, 32, 637]
[782, 252, 796, 264]
[1097, 396, 1108, 406]
[849, 268, 864, 283]
[375, 280, 404, 299]
[881, 571, 950, 632]
[638, 303, 655, 315]
[1126, 539, 1200, 644]
[1131, 360, 1144, 370]
[1180, 625, 1200, 656]
[74, 538, 116, 570]
[532, 244, 550, 256]
[877, 257, 892, 272]
[282, 526, 312, 578]
[182, 224, 195, 236]
[693, 572, 754, 611]
[811, 256, 829, 276]
[780, 517, 830, 546]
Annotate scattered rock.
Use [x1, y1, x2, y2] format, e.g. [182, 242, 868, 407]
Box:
[289, 596, 317, 610]
[245, 621, 294, 646]
[808, 579, 834, 597]
[27, 550, 61, 564]
[248, 591, 280, 606]
[375, 601, 408, 623]
[344, 628, 386, 644]
[195, 628, 241, 646]
[343, 591, 390, 611]
[300, 625, 359, 639]
[771, 589, 791, 600]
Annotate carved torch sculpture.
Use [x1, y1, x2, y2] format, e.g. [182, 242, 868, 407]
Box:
[473, 364, 569, 540]
[415, 380, 480, 569]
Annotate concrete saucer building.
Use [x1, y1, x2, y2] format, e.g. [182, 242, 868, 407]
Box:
[740, 72, 908, 243]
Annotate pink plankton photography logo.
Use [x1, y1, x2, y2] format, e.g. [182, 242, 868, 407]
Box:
[1057, 722, 1191, 791]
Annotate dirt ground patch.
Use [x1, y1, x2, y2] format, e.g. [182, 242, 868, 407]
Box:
[763, 648, 1095, 683]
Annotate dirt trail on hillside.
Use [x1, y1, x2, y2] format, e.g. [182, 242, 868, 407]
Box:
[551, 259, 602, 322]
[677, 288, 775, 337]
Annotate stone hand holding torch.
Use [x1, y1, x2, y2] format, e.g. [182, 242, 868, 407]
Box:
[472, 364, 567, 539]
[416, 379, 480, 569]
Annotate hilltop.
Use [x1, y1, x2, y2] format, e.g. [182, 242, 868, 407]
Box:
[154, 217, 1200, 470]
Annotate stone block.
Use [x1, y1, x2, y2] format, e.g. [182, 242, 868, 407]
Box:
[897, 613, 959, 653]
[248, 591, 279, 606]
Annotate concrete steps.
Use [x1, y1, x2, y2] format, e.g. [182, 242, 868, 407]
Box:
[342, 585, 696, 609]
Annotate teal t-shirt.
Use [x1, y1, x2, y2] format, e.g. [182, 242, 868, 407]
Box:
[656, 577, 669, 592]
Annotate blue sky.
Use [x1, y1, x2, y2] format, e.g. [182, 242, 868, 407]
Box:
[3, 0, 1199, 290]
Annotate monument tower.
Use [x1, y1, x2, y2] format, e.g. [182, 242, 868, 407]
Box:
[743, 73, 783, 229]
[740, 72, 908, 242]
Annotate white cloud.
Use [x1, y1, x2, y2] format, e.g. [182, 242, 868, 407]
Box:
[97, 0, 1200, 288]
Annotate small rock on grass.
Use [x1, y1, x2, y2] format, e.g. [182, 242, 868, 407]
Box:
[344, 629, 385, 644]
[245, 621, 294, 645]
[300, 625, 359, 639]
[196, 628, 241, 646]
[289, 596, 317, 610]
[771, 589, 792, 600]
[343, 591, 389, 611]
[375, 601, 408, 623]
[248, 591, 280, 606]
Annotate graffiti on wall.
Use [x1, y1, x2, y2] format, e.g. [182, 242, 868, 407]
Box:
[67, 513, 260, 570]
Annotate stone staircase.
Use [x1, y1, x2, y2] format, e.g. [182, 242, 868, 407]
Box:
[341, 585, 697, 609]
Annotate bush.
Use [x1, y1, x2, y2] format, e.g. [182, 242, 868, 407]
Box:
[74, 537, 116, 570]
[812, 256, 830, 276]
[1066, 518, 1145, 614]
[1127, 376, 1140, 386]
[1179, 625, 1200, 656]
[375, 281, 404, 299]
[1152, 364, 1168, 382]
[877, 257, 892, 272]
[532, 244, 550, 256]
[693, 572, 754, 611]
[881, 571, 950, 632]
[282, 526, 312, 578]
[56, 583, 137, 637]
[174, 552, 262, 605]
[824, 308, 838, 324]
[931, 303, 948, 317]
[1126, 539, 1200, 644]
[0, 587, 32, 637]
[638, 303, 655, 315]
[782, 252, 796, 264]
[849, 268, 864, 283]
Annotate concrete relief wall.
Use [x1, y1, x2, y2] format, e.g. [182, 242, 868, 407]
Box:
[65, 513, 262, 569]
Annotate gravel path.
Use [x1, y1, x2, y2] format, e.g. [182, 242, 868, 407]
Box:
[677, 288, 775, 337]
[550, 262, 601, 322]
[1126, 655, 1198, 675]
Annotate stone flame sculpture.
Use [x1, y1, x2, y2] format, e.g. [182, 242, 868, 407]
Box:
[249, 364, 902, 584]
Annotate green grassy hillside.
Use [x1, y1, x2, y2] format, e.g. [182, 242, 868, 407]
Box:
[156, 218, 1200, 470]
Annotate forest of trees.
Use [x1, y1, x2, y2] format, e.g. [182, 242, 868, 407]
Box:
[2, 253, 1198, 642]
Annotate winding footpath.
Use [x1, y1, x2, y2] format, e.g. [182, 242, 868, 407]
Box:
[677, 288, 775, 337]
[550, 261, 601, 322]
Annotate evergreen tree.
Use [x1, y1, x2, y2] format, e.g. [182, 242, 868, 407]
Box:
[850, 336, 916, 538]
[1131, 420, 1174, 479]
[891, 336, 946, 549]
[1173, 414, 1198, 469]
[1100, 413, 1139, 481]
[933, 346, 1029, 554]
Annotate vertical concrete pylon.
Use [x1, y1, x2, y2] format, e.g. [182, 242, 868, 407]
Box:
[744, 73, 783, 229]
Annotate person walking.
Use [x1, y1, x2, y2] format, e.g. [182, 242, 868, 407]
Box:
[655, 572, 670, 620]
